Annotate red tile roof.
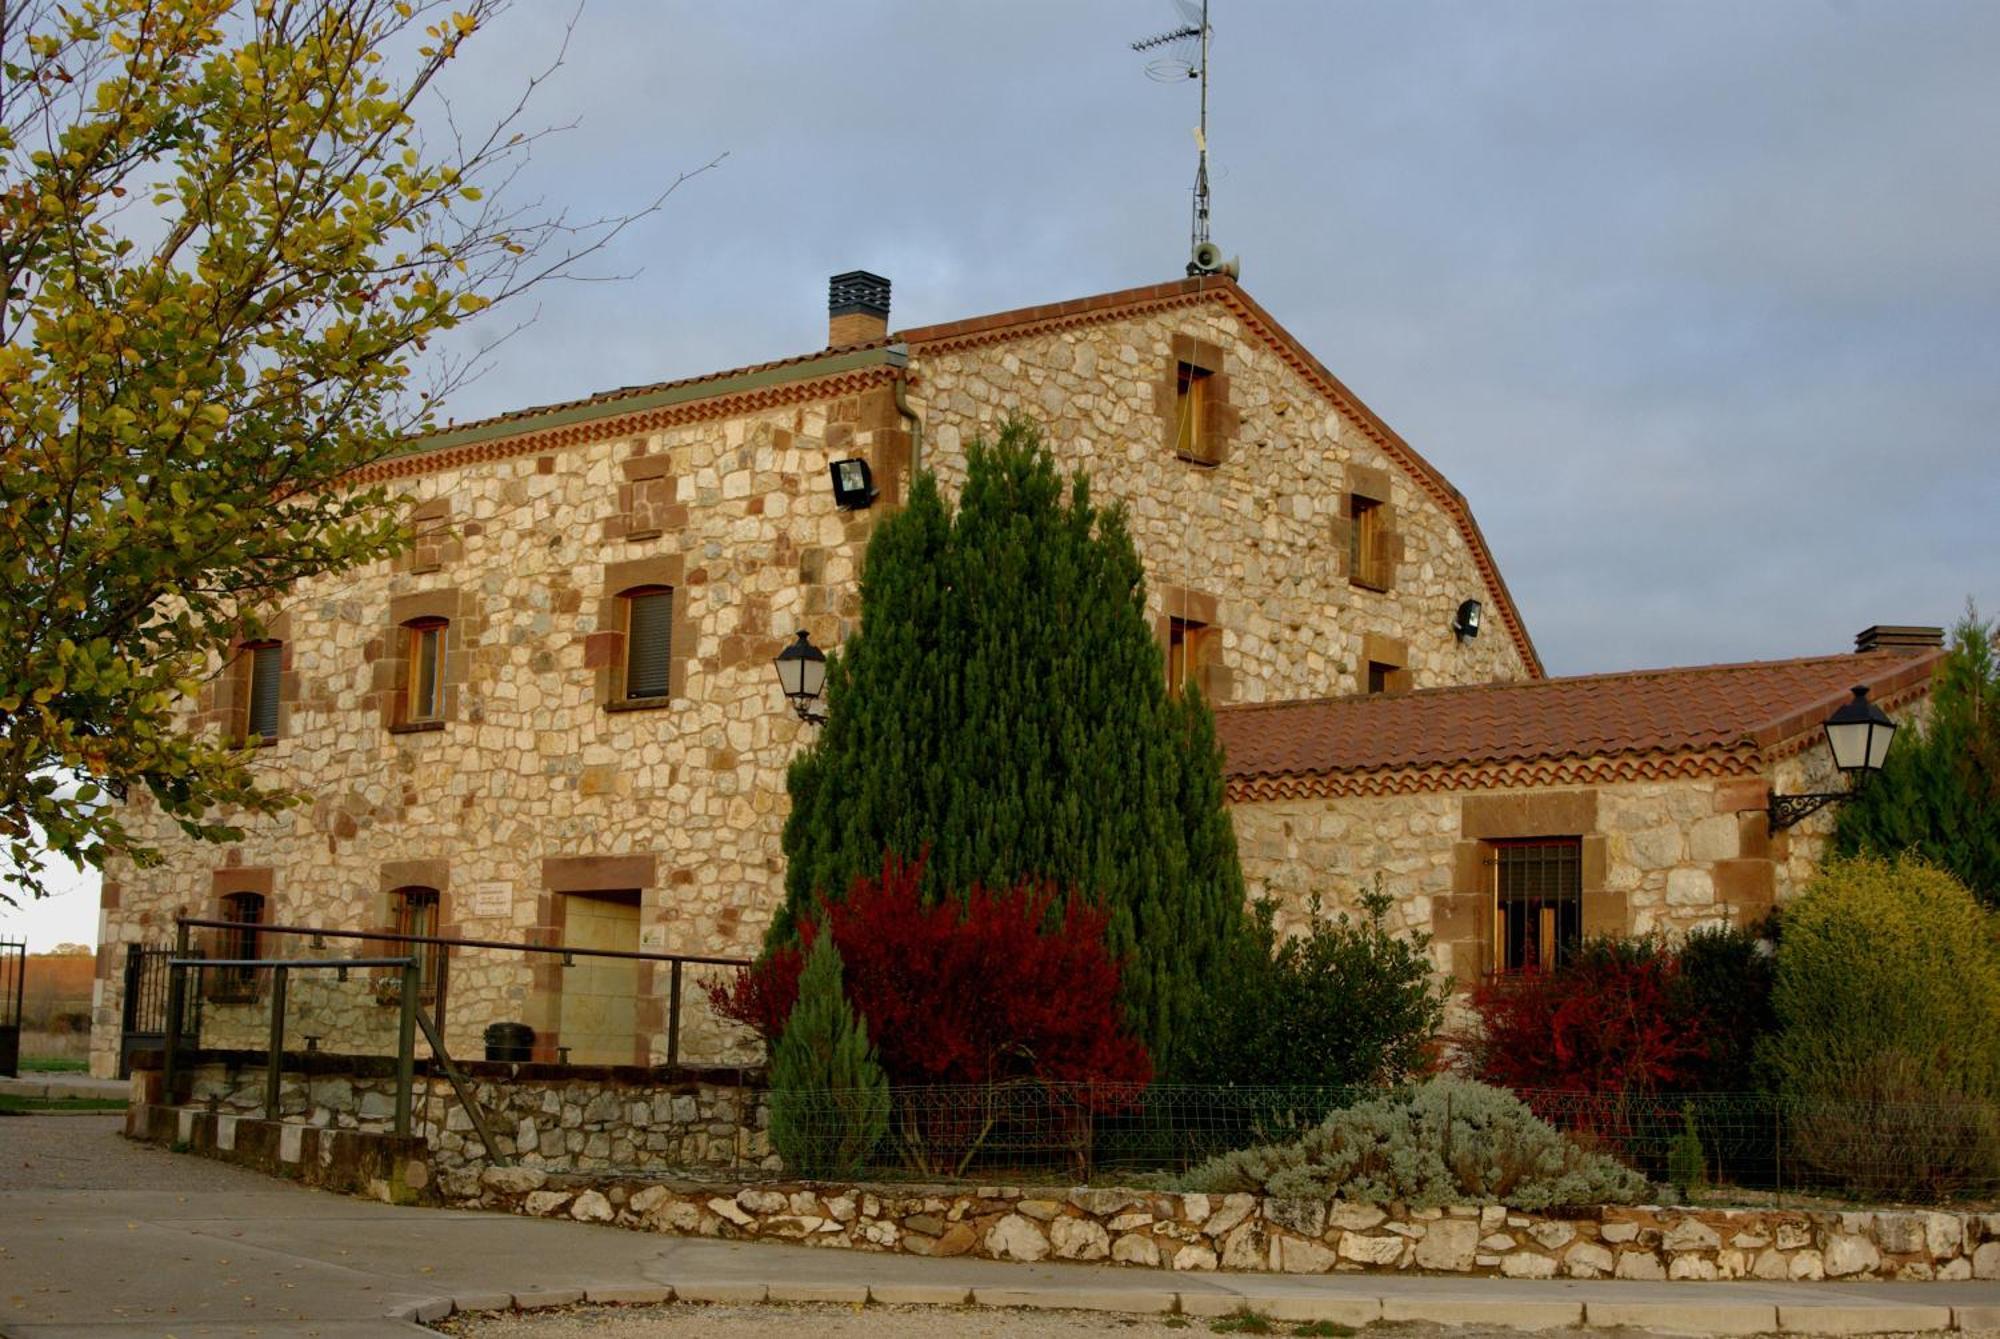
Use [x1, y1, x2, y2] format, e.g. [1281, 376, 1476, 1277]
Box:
[1214, 648, 1944, 782]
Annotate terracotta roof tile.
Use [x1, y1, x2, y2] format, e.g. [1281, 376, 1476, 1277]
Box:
[1214, 648, 1944, 781]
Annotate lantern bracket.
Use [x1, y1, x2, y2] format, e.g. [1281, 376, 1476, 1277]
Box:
[1767, 790, 1847, 833]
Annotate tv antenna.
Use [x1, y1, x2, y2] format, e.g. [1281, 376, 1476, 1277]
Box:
[1132, 0, 1236, 277]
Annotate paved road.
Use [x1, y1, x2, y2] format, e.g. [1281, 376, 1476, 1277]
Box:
[1, 1116, 1996, 1338]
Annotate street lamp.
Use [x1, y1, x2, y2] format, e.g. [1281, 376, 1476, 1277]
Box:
[774, 629, 828, 724]
[1767, 685, 1896, 831]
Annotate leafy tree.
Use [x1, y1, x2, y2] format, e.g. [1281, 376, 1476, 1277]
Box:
[1833, 610, 2000, 908]
[776, 420, 1246, 1076]
[0, 0, 705, 901]
[1186, 886, 1445, 1090]
[767, 933, 889, 1179]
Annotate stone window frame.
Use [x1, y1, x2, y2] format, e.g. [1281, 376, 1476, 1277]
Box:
[399, 496, 461, 575]
[209, 612, 295, 747]
[603, 451, 685, 543]
[1361, 631, 1413, 696]
[1155, 584, 1231, 703]
[591, 555, 692, 712]
[1331, 463, 1404, 593]
[1153, 334, 1241, 467]
[1489, 836, 1584, 974]
[1438, 792, 1612, 984]
[207, 868, 274, 1004]
[374, 589, 476, 733]
[533, 854, 661, 1067]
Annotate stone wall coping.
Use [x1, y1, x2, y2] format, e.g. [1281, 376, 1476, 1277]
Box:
[171, 1048, 767, 1088]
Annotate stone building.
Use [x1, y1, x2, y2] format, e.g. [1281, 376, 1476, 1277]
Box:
[85, 271, 1932, 1076]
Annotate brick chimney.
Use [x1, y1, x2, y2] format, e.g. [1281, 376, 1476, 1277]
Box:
[827, 271, 890, 348]
[1855, 625, 1944, 654]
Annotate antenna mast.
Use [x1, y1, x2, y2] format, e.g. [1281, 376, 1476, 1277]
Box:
[1135, 1, 1234, 277]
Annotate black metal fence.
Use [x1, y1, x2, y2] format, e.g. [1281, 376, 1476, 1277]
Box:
[0, 938, 23, 1077]
[734, 1081, 2000, 1204]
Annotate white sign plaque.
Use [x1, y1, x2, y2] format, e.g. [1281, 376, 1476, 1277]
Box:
[470, 886, 511, 919]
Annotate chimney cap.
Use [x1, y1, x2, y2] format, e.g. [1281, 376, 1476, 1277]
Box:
[829, 271, 891, 319]
[1855, 624, 1944, 654]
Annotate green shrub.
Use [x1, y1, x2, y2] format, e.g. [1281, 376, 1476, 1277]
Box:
[1179, 1078, 1648, 1209]
[1187, 886, 1445, 1089]
[1665, 1109, 1707, 1195]
[1764, 853, 2000, 1198]
[768, 935, 890, 1178]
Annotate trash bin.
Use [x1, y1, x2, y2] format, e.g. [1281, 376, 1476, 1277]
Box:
[483, 1022, 534, 1062]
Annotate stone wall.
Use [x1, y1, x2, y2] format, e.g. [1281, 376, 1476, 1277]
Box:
[181, 1057, 773, 1175]
[91, 284, 1531, 1077]
[1232, 764, 1847, 983]
[126, 1100, 429, 1203]
[450, 1173, 2000, 1283]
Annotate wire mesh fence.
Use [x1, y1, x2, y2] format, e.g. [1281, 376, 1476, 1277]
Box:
[739, 1081, 2000, 1205]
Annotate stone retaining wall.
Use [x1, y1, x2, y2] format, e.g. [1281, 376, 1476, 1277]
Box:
[179, 1056, 774, 1174]
[449, 1171, 2000, 1283]
[127, 1102, 427, 1202]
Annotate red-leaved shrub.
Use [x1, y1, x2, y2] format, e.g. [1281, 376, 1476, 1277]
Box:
[709, 852, 1152, 1173]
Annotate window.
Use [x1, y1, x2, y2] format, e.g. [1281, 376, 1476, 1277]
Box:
[1350, 495, 1388, 589]
[1167, 616, 1210, 695]
[406, 619, 446, 723]
[245, 642, 282, 741]
[214, 891, 265, 1002]
[1174, 362, 1215, 463]
[623, 588, 673, 701]
[1493, 839, 1582, 974]
[1367, 661, 1396, 695]
[393, 887, 445, 1004]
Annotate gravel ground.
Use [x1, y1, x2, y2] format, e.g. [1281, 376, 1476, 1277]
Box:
[439, 1301, 1394, 1337]
[0, 1113, 274, 1192]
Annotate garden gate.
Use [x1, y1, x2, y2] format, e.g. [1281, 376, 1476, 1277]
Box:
[120, 944, 198, 1078]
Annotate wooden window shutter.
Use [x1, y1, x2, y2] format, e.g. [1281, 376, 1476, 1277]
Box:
[247, 643, 282, 740]
[625, 589, 673, 699]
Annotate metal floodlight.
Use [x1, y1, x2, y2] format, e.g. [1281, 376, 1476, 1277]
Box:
[1454, 599, 1483, 641]
[829, 458, 876, 509]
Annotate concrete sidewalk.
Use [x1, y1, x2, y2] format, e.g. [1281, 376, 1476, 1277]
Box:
[0, 1073, 127, 1104]
[0, 1117, 1995, 1338]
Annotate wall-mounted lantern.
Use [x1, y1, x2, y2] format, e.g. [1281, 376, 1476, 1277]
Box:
[774, 629, 828, 724]
[1767, 685, 1897, 831]
[829, 458, 877, 509]
[1453, 599, 1483, 641]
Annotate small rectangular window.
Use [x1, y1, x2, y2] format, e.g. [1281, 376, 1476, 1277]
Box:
[214, 891, 265, 1002]
[407, 621, 445, 722]
[246, 643, 282, 741]
[1494, 839, 1582, 974]
[394, 888, 444, 1003]
[1174, 363, 1215, 463]
[625, 589, 673, 700]
[1350, 495, 1388, 589]
[1367, 660, 1395, 695]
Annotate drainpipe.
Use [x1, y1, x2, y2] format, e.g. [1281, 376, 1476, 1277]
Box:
[888, 342, 924, 484]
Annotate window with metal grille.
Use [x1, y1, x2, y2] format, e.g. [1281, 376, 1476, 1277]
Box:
[624, 588, 673, 700]
[406, 619, 446, 722]
[214, 891, 264, 1002]
[1493, 838, 1582, 974]
[393, 888, 445, 1004]
[246, 642, 281, 740]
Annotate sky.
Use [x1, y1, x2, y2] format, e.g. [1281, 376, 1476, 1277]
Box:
[5, 0, 1996, 949]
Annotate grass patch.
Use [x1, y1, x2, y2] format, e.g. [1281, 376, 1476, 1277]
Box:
[1211, 1313, 1276, 1335]
[1292, 1325, 1356, 1338]
[0, 1094, 127, 1115]
[18, 1057, 89, 1073]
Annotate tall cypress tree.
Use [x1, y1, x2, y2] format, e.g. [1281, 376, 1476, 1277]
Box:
[777, 419, 1246, 1076]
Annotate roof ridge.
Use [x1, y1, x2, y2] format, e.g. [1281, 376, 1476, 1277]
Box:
[1213, 648, 1924, 716]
